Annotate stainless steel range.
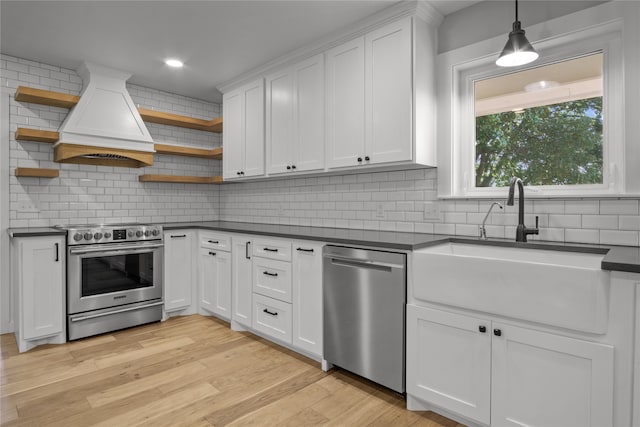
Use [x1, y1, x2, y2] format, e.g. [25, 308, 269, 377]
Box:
[58, 223, 164, 340]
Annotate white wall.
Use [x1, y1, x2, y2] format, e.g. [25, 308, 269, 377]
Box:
[1, 54, 221, 227]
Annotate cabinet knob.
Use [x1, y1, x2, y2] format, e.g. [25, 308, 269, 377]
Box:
[236, 171, 241, 175]
[479, 325, 486, 333]
[291, 165, 296, 170]
[357, 157, 363, 162]
[493, 329, 502, 337]
[365, 156, 370, 161]
[240, 171, 245, 176]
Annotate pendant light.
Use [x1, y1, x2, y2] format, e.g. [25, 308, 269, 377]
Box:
[496, 0, 538, 67]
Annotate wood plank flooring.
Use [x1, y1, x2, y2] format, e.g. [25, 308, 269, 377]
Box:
[0, 315, 463, 426]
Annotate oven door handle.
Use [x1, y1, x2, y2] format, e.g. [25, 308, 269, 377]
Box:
[69, 242, 164, 255]
[69, 301, 164, 322]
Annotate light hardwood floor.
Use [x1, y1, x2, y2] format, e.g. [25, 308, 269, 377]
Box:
[1, 315, 463, 426]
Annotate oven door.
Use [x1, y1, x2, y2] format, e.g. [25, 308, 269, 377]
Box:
[67, 241, 163, 314]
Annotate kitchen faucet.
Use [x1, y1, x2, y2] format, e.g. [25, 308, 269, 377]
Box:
[479, 202, 503, 240]
[507, 177, 539, 242]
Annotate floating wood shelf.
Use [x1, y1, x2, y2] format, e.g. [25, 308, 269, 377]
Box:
[139, 108, 223, 133]
[15, 86, 224, 134]
[154, 143, 222, 160]
[15, 86, 80, 108]
[15, 128, 60, 143]
[139, 174, 223, 184]
[15, 167, 59, 178]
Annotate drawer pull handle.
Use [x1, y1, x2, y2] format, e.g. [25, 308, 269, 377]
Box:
[54, 243, 59, 262]
[208, 251, 217, 256]
[494, 329, 502, 337]
[263, 247, 278, 252]
[171, 234, 186, 238]
[479, 325, 486, 333]
[263, 271, 278, 277]
[263, 308, 278, 317]
[208, 240, 219, 244]
[296, 247, 314, 253]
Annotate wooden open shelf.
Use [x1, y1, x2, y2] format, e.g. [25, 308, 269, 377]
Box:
[139, 108, 222, 133]
[15, 128, 60, 143]
[154, 143, 222, 160]
[15, 86, 223, 133]
[138, 174, 223, 184]
[15, 86, 80, 109]
[15, 167, 59, 178]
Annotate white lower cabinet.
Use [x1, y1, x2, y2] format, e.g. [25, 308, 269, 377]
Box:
[163, 231, 196, 313]
[407, 304, 614, 427]
[11, 235, 66, 352]
[231, 236, 253, 328]
[198, 247, 231, 320]
[292, 241, 323, 357]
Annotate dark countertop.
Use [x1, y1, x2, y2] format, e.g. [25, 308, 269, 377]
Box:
[7, 227, 66, 238]
[9, 222, 640, 273]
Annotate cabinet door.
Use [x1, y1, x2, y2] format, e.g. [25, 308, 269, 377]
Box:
[163, 231, 194, 311]
[243, 79, 265, 177]
[326, 37, 365, 169]
[19, 237, 64, 340]
[199, 248, 232, 320]
[222, 89, 243, 180]
[231, 236, 253, 327]
[406, 305, 491, 425]
[293, 54, 325, 172]
[491, 323, 614, 427]
[365, 17, 412, 164]
[266, 68, 294, 174]
[291, 241, 323, 356]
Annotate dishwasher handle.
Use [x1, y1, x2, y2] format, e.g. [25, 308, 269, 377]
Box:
[326, 255, 404, 271]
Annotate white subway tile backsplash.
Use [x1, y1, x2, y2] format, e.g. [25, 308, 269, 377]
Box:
[600, 230, 639, 246]
[6, 54, 640, 247]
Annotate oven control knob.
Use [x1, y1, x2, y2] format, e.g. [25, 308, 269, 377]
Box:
[144, 230, 151, 237]
[128, 231, 134, 238]
[84, 232, 92, 241]
[94, 232, 103, 240]
[152, 229, 160, 236]
[73, 233, 83, 241]
[136, 230, 143, 238]
[104, 232, 112, 239]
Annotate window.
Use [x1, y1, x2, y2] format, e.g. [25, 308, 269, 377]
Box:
[436, 4, 632, 198]
[474, 53, 603, 188]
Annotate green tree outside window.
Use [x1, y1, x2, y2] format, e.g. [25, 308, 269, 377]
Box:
[475, 97, 603, 188]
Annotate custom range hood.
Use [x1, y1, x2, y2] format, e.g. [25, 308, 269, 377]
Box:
[54, 63, 155, 168]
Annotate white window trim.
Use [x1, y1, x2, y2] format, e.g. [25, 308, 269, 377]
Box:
[437, 2, 638, 199]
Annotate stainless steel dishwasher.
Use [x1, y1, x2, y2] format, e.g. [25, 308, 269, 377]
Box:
[323, 245, 406, 393]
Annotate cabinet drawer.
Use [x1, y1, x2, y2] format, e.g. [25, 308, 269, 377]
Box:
[200, 232, 231, 251]
[253, 258, 292, 303]
[253, 293, 292, 344]
[253, 238, 292, 261]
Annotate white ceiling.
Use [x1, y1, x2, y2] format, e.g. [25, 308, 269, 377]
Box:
[1, 1, 479, 104]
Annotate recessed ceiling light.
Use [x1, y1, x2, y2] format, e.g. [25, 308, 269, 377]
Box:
[524, 80, 560, 92]
[165, 59, 184, 68]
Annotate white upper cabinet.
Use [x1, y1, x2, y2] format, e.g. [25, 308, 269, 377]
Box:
[327, 17, 429, 170]
[223, 79, 265, 180]
[266, 54, 325, 175]
[365, 18, 412, 165]
[222, 9, 437, 179]
[326, 37, 366, 169]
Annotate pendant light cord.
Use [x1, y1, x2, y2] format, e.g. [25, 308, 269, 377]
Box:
[515, 0, 518, 22]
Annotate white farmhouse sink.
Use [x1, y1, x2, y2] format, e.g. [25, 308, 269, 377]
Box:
[413, 242, 610, 334]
